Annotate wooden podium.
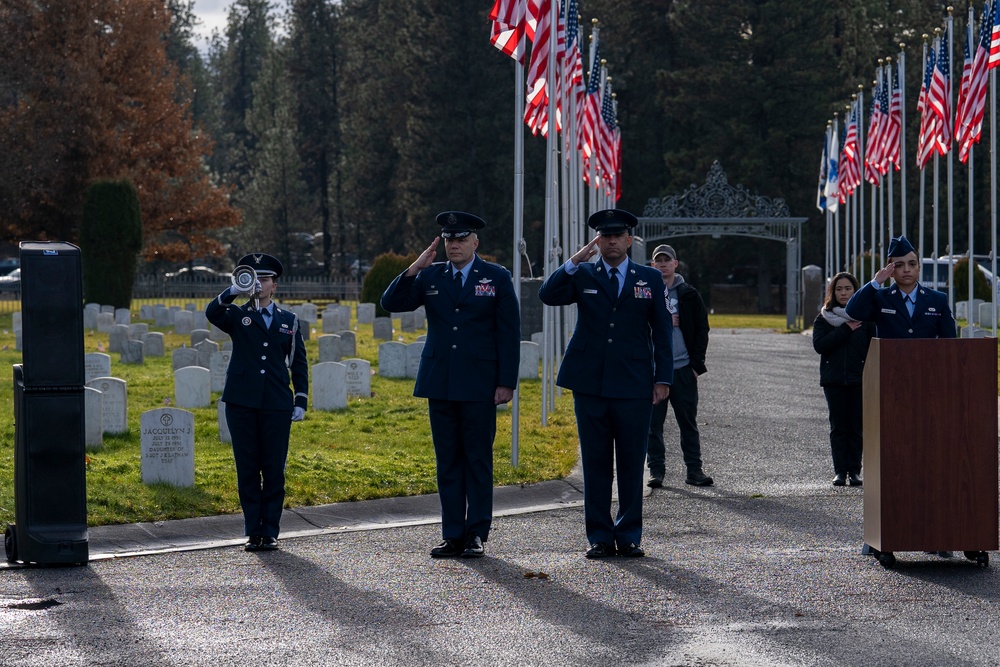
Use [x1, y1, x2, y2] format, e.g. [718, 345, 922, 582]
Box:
[863, 338, 998, 563]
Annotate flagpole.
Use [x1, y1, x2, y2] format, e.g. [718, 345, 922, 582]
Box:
[966, 6, 976, 335]
[858, 85, 869, 277]
[885, 60, 895, 241]
[947, 12, 956, 309]
[512, 55, 524, 463]
[992, 63, 998, 336]
[833, 115, 841, 271]
[899, 46, 907, 238]
[919, 37, 928, 265]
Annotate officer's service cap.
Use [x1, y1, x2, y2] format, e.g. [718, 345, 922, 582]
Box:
[438, 211, 486, 239]
[886, 235, 915, 259]
[588, 208, 638, 235]
[237, 253, 283, 278]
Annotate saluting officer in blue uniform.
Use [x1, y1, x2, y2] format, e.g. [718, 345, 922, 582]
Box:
[846, 235, 956, 339]
[538, 209, 673, 559]
[206, 253, 308, 552]
[381, 212, 521, 559]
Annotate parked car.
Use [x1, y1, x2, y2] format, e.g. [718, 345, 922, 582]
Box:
[163, 266, 225, 282]
[920, 257, 995, 293]
[0, 268, 20, 292]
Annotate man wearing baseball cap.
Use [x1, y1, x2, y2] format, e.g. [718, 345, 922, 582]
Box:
[646, 244, 712, 488]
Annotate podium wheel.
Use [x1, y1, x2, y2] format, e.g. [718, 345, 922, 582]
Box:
[964, 551, 989, 567]
[877, 551, 896, 568]
[4, 525, 17, 563]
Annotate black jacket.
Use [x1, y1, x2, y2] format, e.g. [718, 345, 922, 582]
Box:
[812, 311, 876, 386]
[675, 281, 710, 376]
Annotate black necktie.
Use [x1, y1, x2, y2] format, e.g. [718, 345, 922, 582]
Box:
[609, 266, 619, 297]
[454, 271, 463, 289]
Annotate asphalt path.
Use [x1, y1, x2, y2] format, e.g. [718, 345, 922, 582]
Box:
[2, 329, 999, 666]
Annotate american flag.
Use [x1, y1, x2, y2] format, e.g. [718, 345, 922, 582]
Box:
[955, 17, 974, 153]
[883, 62, 902, 170]
[524, 0, 552, 135]
[928, 25, 952, 153]
[489, 0, 528, 63]
[598, 79, 617, 187]
[839, 100, 862, 196]
[863, 74, 885, 184]
[581, 36, 602, 178]
[957, 2, 993, 163]
[990, 0, 1000, 68]
[917, 42, 938, 169]
[560, 0, 585, 156]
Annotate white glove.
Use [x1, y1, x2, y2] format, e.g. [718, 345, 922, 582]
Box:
[291, 406, 306, 422]
[252, 279, 262, 294]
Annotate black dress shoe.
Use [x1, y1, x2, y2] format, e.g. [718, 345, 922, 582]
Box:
[585, 542, 615, 559]
[430, 539, 463, 558]
[685, 470, 713, 486]
[647, 475, 664, 488]
[833, 473, 847, 486]
[258, 536, 279, 551]
[461, 535, 485, 558]
[244, 536, 262, 552]
[618, 543, 645, 558]
[848, 473, 863, 487]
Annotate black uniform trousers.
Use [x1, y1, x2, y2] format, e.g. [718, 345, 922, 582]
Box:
[226, 403, 292, 538]
[822, 384, 864, 476]
[573, 392, 651, 549]
[428, 398, 497, 542]
[647, 365, 702, 476]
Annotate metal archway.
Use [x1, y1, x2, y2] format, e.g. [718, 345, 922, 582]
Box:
[635, 162, 807, 329]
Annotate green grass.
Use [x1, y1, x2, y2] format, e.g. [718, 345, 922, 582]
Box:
[0, 305, 581, 528]
[707, 313, 796, 331]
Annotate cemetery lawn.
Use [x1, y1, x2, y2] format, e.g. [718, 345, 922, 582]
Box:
[0, 306, 579, 528]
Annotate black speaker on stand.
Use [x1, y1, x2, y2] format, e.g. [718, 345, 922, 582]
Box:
[4, 242, 88, 565]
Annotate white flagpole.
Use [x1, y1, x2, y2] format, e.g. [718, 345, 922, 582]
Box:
[511, 22, 525, 463]
[899, 47, 907, 238]
[947, 13, 956, 308]
[992, 58, 998, 336]
[857, 85, 869, 277]
[886, 60, 895, 241]
[919, 38, 928, 265]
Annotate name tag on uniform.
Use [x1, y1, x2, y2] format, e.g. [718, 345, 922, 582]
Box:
[425, 290, 439, 296]
[881, 308, 896, 314]
[583, 288, 598, 294]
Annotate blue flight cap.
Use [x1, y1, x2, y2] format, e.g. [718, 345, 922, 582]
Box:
[237, 253, 283, 278]
[437, 211, 486, 239]
[886, 235, 916, 259]
[588, 208, 638, 235]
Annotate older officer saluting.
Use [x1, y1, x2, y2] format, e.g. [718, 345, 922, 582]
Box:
[846, 235, 956, 339]
[381, 212, 521, 559]
[538, 209, 673, 559]
[206, 253, 308, 552]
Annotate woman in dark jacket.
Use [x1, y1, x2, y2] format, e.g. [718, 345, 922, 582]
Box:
[812, 272, 876, 487]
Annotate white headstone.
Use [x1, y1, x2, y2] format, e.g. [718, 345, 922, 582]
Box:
[373, 317, 393, 341]
[84, 386, 104, 449]
[519, 341, 540, 379]
[210, 350, 232, 393]
[87, 376, 128, 434]
[343, 359, 372, 398]
[406, 342, 425, 379]
[174, 366, 211, 408]
[143, 332, 165, 357]
[300, 303, 318, 323]
[378, 341, 407, 378]
[12, 311, 21, 333]
[413, 307, 426, 330]
[115, 307, 130, 326]
[172, 347, 199, 371]
[978, 302, 997, 328]
[100, 304, 114, 314]
[191, 329, 211, 347]
[399, 311, 416, 332]
[217, 398, 231, 444]
[140, 408, 195, 487]
[174, 310, 194, 335]
[120, 339, 144, 365]
[210, 323, 229, 342]
[531, 331, 543, 345]
[312, 361, 347, 410]
[192, 311, 209, 331]
[83, 308, 98, 330]
[108, 324, 129, 353]
[357, 303, 376, 324]
[318, 334, 343, 363]
[139, 304, 153, 320]
[84, 352, 112, 383]
[97, 312, 115, 334]
[336, 330, 357, 358]
[154, 306, 171, 327]
[194, 338, 219, 369]
[127, 322, 148, 340]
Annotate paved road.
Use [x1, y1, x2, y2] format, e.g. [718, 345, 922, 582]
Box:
[2, 330, 999, 666]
